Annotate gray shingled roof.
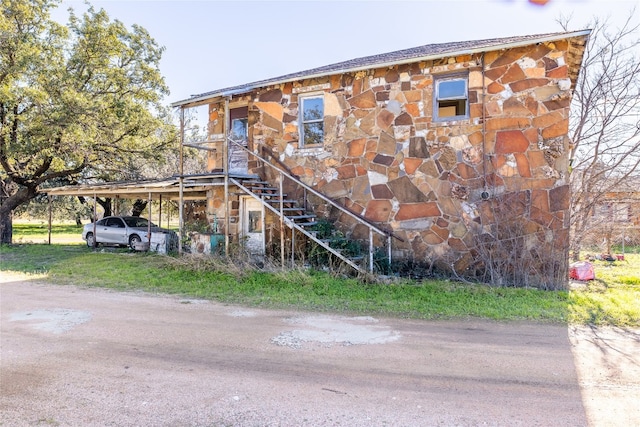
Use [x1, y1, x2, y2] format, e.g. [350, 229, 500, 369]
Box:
[172, 30, 590, 107]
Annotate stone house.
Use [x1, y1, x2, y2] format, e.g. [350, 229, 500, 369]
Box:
[171, 30, 590, 288]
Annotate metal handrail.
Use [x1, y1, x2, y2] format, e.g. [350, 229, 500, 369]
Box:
[230, 139, 396, 239]
[230, 177, 364, 272]
[227, 138, 397, 272]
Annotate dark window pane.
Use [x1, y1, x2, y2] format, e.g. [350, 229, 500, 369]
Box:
[438, 99, 467, 117]
[124, 217, 148, 227]
[248, 211, 262, 233]
[303, 123, 324, 146]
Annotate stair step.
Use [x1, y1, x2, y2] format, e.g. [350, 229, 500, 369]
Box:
[254, 192, 287, 198]
[232, 191, 289, 199]
[265, 199, 298, 204]
[287, 215, 316, 220]
[296, 221, 318, 227]
[231, 191, 283, 198]
[318, 238, 348, 243]
[247, 185, 279, 192]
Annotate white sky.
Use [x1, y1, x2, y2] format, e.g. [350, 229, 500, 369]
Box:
[54, 0, 638, 106]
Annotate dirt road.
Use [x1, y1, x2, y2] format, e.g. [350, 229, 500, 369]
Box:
[1, 274, 638, 426]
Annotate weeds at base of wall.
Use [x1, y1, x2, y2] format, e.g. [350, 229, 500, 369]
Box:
[473, 234, 568, 289]
[470, 191, 569, 290]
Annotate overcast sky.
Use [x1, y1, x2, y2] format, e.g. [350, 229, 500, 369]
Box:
[54, 0, 638, 107]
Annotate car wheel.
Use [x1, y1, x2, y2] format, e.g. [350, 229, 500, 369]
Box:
[129, 234, 142, 249]
[86, 232, 96, 248]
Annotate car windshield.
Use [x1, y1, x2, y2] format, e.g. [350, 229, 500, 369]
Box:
[123, 217, 150, 228]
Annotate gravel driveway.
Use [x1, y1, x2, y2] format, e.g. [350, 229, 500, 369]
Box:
[1, 273, 638, 426]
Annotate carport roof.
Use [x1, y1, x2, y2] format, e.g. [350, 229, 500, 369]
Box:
[44, 175, 227, 200]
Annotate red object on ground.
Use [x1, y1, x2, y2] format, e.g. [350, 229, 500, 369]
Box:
[616, 254, 625, 261]
[569, 261, 595, 281]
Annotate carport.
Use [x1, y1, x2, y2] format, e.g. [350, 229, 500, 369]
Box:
[45, 175, 221, 252]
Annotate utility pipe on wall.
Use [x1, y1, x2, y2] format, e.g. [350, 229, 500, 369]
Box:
[480, 52, 490, 201]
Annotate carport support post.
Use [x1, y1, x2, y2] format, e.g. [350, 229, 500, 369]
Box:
[47, 195, 52, 245]
[178, 106, 185, 255]
[158, 195, 162, 230]
[179, 181, 184, 254]
[147, 192, 152, 249]
[280, 175, 285, 268]
[224, 97, 230, 257]
[92, 193, 97, 249]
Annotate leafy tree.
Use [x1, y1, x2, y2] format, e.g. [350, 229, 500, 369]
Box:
[15, 192, 92, 225]
[0, 0, 175, 243]
[565, 10, 640, 258]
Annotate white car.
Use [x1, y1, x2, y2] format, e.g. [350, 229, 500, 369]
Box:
[82, 216, 176, 249]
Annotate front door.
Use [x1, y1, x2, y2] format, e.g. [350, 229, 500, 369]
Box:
[241, 196, 264, 257]
[228, 107, 248, 175]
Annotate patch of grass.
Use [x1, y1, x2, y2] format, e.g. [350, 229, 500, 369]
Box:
[46, 251, 574, 321]
[0, 244, 87, 274]
[1, 243, 638, 326]
[567, 254, 640, 327]
[12, 220, 84, 245]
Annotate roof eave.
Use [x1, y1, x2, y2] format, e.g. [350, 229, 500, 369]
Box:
[171, 29, 591, 108]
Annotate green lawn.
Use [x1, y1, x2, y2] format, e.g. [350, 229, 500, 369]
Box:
[11, 220, 85, 245]
[568, 255, 640, 326]
[5, 222, 640, 326]
[2, 240, 638, 327]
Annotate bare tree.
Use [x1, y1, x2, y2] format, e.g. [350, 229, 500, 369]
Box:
[565, 10, 640, 258]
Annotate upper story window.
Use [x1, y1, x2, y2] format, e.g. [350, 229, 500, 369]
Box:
[434, 73, 468, 121]
[299, 94, 324, 147]
[229, 106, 248, 144]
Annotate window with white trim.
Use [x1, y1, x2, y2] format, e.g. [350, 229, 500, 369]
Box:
[299, 94, 324, 146]
[434, 73, 469, 121]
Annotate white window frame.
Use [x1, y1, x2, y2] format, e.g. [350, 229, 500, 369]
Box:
[433, 73, 469, 122]
[299, 93, 324, 147]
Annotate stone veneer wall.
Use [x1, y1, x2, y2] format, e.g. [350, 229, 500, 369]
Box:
[205, 36, 588, 287]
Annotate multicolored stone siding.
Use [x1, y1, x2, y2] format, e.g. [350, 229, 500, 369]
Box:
[205, 35, 588, 286]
